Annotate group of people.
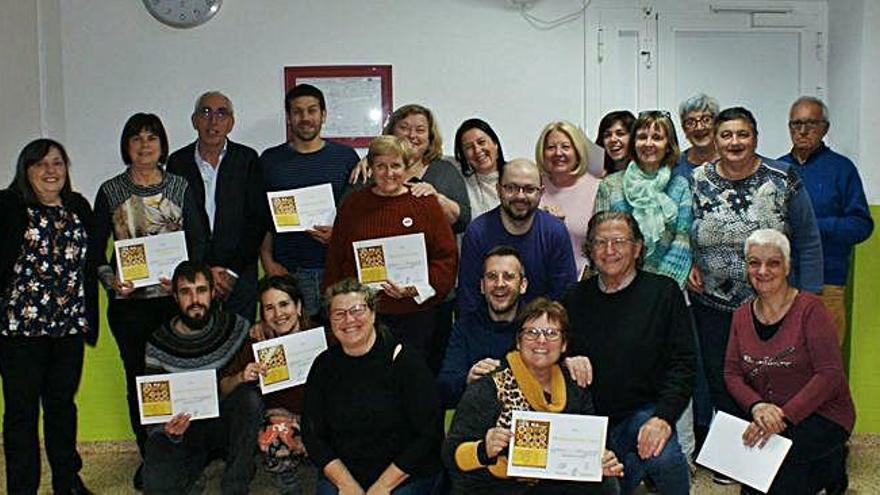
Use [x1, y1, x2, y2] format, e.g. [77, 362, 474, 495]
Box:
[0, 82, 873, 495]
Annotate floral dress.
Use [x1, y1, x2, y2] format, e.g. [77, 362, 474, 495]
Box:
[1, 205, 89, 337]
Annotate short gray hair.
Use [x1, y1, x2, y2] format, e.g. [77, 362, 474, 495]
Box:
[678, 93, 719, 121]
[744, 229, 791, 265]
[791, 96, 829, 122]
[193, 90, 234, 117]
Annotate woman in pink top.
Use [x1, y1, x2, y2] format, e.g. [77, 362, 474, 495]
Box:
[724, 229, 854, 495]
[535, 121, 604, 278]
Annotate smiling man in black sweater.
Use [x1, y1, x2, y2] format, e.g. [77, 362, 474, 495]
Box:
[562, 211, 695, 495]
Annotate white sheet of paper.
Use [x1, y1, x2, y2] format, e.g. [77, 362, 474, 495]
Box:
[252, 327, 328, 394]
[696, 411, 792, 493]
[114, 231, 188, 288]
[352, 233, 435, 303]
[506, 410, 608, 482]
[136, 369, 219, 425]
[267, 183, 336, 233]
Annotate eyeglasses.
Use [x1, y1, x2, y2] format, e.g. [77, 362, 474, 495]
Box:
[638, 110, 672, 120]
[589, 237, 633, 251]
[197, 106, 232, 120]
[329, 304, 368, 322]
[520, 327, 562, 341]
[683, 115, 714, 129]
[500, 183, 541, 196]
[788, 119, 827, 131]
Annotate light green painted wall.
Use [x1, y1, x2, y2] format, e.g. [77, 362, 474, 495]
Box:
[1, 208, 879, 439]
[849, 205, 880, 433]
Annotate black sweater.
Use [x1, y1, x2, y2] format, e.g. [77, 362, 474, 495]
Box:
[302, 329, 443, 488]
[562, 271, 695, 424]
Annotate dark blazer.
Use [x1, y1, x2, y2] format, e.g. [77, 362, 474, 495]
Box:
[167, 140, 267, 274]
[0, 189, 99, 346]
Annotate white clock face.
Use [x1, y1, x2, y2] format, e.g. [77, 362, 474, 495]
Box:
[143, 0, 223, 28]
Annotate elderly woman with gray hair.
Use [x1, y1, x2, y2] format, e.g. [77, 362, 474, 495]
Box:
[673, 93, 720, 179]
[724, 229, 853, 494]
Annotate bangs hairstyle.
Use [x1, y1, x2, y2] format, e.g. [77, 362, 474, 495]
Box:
[367, 135, 415, 168]
[258, 274, 312, 330]
[383, 104, 443, 163]
[514, 297, 569, 343]
[715, 106, 758, 136]
[596, 110, 636, 174]
[323, 278, 378, 315]
[535, 121, 589, 177]
[745, 229, 791, 266]
[583, 210, 646, 268]
[120, 113, 169, 165]
[285, 83, 326, 113]
[454, 118, 506, 177]
[629, 111, 681, 169]
[10, 138, 75, 206]
[678, 93, 719, 121]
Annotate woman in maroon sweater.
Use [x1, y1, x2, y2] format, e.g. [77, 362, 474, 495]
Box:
[724, 229, 854, 495]
[323, 135, 457, 360]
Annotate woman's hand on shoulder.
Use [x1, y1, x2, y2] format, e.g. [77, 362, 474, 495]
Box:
[408, 182, 437, 198]
[348, 157, 371, 185]
[563, 355, 593, 387]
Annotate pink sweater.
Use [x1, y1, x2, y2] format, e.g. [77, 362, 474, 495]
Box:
[724, 292, 855, 432]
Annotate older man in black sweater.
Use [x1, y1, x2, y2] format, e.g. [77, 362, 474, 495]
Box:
[562, 211, 695, 495]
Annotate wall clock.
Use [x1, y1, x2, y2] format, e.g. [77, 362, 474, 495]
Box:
[142, 0, 222, 28]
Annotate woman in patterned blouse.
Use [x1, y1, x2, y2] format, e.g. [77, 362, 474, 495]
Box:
[0, 139, 97, 494]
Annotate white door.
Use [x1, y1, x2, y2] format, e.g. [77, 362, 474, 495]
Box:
[586, 0, 827, 157]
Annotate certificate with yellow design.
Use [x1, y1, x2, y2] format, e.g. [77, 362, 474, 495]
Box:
[507, 410, 607, 482]
[136, 369, 219, 425]
[252, 327, 328, 394]
[267, 184, 336, 233]
[352, 233, 435, 303]
[114, 231, 188, 288]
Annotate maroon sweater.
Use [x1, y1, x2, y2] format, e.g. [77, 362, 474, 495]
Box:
[323, 187, 457, 314]
[724, 292, 855, 432]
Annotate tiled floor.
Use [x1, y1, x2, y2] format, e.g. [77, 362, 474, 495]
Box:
[1, 434, 876, 493]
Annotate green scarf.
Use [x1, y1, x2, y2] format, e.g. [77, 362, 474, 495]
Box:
[622, 161, 677, 256]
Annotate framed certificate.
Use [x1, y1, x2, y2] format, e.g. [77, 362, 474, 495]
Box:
[283, 65, 392, 147]
[267, 183, 336, 233]
[114, 231, 188, 288]
[252, 327, 328, 394]
[136, 369, 219, 425]
[507, 410, 608, 482]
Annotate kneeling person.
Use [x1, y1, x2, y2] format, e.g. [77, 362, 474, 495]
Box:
[143, 262, 261, 494]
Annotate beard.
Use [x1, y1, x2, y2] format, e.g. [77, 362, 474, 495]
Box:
[292, 123, 320, 142]
[501, 200, 536, 221]
[179, 303, 214, 330]
[488, 296, 518, 316]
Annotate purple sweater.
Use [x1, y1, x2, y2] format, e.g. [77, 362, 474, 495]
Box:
[724, 292, 855, 432]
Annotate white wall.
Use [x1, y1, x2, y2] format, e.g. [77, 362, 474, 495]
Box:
[0, 2, 42, 183]
[51, 0, 586, 201]
[3, 0, 877, 203]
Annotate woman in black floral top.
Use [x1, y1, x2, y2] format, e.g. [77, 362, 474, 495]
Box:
[0, 138, 98, 494]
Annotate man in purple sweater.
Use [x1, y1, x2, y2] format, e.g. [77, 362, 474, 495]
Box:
[779, 96, 874, 344]
[457, 158, 577, 317]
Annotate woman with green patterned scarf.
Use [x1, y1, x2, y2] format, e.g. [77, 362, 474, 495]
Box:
[592, 110, 693, 289]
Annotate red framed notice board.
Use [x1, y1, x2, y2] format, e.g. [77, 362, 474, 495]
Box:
[284, 65, 393, 147]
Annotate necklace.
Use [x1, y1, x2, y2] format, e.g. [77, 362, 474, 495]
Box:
[755, 287, 798, 325]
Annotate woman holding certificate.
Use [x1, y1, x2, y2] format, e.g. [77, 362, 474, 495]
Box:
[0, 139, 97, 494]
[724, 229, 854, 495]
[92, 112, 207, 488]
[303, 279, 443, 494]
[222, 274, 320, 494]
[323, 135, 457, 359]
[445, 298, 623, 494]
